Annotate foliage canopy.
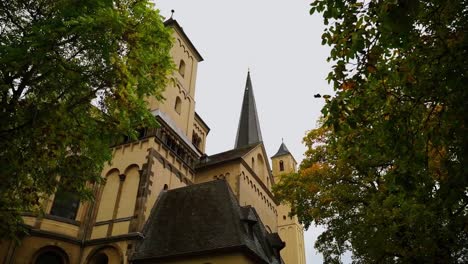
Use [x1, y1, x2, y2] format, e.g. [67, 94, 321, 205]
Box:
[0, 0, 173, 239]
[274, 0, 467, 262]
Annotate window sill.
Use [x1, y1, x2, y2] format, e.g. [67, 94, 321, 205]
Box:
[45, 214, 80, 226]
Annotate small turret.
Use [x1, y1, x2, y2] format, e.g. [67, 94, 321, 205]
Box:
[271, 141, 297, 179]
[271, 140, 306, 264]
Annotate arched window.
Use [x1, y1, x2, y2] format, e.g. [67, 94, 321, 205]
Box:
[256, 154, 265, 180]
[174, 96, 182, 114]
[50, 187, 80, 220]
[251, 157, 255, 168]
[89, 253, 108, 264]
[163, 184, 169, 190]
[178, 59, 186, 77]
[35, 251, 64, 264]
[279, 160, 284, 172]
[34, 247, 68, 264]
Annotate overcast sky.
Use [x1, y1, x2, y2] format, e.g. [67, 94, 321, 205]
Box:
[154, 1, 336, 263]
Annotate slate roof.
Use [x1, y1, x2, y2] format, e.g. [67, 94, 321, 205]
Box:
[195, 143, 259, 170]
[132, 180, 284, 264]
[271, 142, 291, 158]
[235, 71, 263, 149]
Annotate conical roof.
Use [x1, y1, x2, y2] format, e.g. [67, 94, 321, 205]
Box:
[271, 142, 291, 158]
[234, 71, 263, 148]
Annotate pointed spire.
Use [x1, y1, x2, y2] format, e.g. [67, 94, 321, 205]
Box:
[234, 71, 263, 149]
[272, 141, 291, 158]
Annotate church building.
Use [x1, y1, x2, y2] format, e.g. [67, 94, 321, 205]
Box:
[0, 17, 306, 264]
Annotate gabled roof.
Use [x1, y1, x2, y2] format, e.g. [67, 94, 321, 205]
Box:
[132, 180, 284, 264]
[271, 142, 291, 158]
[235, 71, 263, 149]
[196, 143, 259, 170]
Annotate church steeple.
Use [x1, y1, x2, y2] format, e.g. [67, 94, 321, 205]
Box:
[234, 71, 263, 149]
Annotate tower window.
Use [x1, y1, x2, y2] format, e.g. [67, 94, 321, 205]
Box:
[178, 59, 186, 77]
[279, 160, 284, 171]
[174, 96, 182, 114]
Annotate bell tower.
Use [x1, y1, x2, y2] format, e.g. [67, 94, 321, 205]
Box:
[271, 141, 306, 264]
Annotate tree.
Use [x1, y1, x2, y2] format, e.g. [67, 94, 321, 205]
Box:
[0, 0, 173, 239]
[274, 0, 467, 262]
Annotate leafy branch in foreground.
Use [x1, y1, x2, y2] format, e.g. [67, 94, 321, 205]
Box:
[275, 0, 467, 263]
[0, 0, 174, 239]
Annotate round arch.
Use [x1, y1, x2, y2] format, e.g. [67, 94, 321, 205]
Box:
[256, 153, 265, 181]
[104, 168, 120, 179]
[32, 246, 69, 264]
[85, 245, 123, 264]
[124, 164, 140, 175]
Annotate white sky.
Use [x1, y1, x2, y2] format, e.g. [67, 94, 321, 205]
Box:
[154, 1, 336, 263]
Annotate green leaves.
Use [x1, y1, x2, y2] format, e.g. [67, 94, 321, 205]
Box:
[274, 0, 468, 263]
[0, 0, 173, 240]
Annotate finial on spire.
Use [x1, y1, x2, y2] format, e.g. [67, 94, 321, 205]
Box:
[272, 140, 292, 158]
[170, 9, 175, 19]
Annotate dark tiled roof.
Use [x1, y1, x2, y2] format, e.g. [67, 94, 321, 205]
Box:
[196, 143, 259, 170]
[235, 71, 263, 149]
[132, 180, 284, 264]
[271, 142, 291, 158]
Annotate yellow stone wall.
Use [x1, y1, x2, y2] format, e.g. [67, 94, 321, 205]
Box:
[242, 145, 272, 189]
[92, 140, 157, 240]
[278, 221, 306, 264]
[146, 28, 200, 147]
[238, 162, 278, 232]
[91, 135, 194, 240]
[195, 162, 240, 190]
